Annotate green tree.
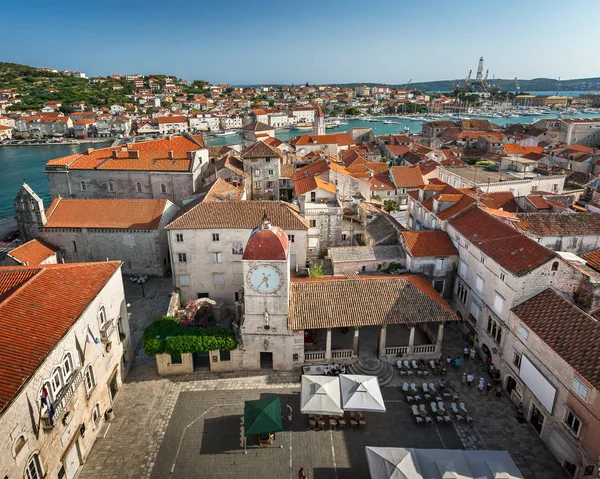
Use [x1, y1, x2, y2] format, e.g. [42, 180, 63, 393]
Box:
[383, 200, 398, 213]
[371, 194, 382, 201]
[309, 262, 325, 278]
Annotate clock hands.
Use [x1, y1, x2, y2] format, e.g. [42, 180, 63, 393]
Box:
[260, 273, 271, 289]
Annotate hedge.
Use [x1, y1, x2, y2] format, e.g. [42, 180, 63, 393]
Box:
[142, 316, 237, 357]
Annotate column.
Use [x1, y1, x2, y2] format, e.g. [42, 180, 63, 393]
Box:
[435, 322, 445, 355]
[325, 328, 332, 360]
[378, 325, 387, 359]
[408, 326, 416, 355]
[352, 327, 360, 358]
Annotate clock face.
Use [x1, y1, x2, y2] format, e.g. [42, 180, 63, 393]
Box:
[247, 265, 282, 293]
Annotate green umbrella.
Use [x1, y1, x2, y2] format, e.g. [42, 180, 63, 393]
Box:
[244, 398, 283, 437]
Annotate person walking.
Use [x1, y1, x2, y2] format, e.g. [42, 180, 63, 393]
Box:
[478, 377, 485, 392]
[467, 373, 474, 387]
[446, 356, 452, 366]
[461, 372, 467, 386]
[469, 347, 476, 360]
[494, 385, 502, 398]
[439, 378, 446, 392]
[287, 403, 293, 423]
[298, 468, 307, 478]
[463, 346, 470, 360]
[454, 357, 461, 370]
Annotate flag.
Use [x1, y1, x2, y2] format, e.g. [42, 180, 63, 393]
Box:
[85, 325, 105, 357]
[41, 385, 55, 427]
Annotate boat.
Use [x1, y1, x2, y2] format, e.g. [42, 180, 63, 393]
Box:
[296, 124, 313, 130]
[213, 130, 237, 136]
[383, 120, 394, 124]
[325, 120, 341, 129]
[403, 126, 410, 132]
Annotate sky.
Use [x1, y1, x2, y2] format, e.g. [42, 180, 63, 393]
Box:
[2, 0, 600, 85]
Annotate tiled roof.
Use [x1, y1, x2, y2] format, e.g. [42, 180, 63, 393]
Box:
[401, 230, 458, 258]
[329, 245, 405, 263]
[369, 174, 395, 191]
[241, 121, 273, 132]
[291, 159, 329, 183]
[515, 212, 600, 237]
[0, 262, 121, 413]
[294, 176, 336, 196]
[581, 249, 600, 273]
[390, 166, 425, 188]
[240, 141, 281, 159]
[166, 200, 308, 230]
[8, 240, 58, 265]
[294, 133, 355, 147]
[45, 198, 170, 229]
[157, 115, 187, 124]
[512, 288, 600, 391]
[449, 207, 555, 276]
[202, 178, 245, 202]
[288, 275, 457, 330]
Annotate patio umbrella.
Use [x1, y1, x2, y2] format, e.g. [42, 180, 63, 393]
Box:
[300, 375, 343, 415]
[243, 397, 283, 437]
[365, 447, 423, 479]
[339, 374, 386, 413]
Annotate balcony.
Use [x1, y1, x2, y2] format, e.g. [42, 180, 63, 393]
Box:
[41, 369, 83, 430]
[100, 320, 115, 343]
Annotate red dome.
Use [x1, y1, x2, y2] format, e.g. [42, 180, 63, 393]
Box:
[243, 223, 289, 261]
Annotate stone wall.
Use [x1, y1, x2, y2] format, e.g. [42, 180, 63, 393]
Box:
[155, 353, 194, 376]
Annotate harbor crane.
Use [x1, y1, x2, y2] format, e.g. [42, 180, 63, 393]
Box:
[403, 79, 412, 91]
[514, 77, 520, 93]
[475, 56, 484, 84]
[465, 70, 472, 88]
[483, 69, 489, 89]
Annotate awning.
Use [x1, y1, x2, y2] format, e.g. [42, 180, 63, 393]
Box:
[243, 398, 283, 437]
[340, 374, 386, 413]
[365, 447, 422, 479]
[548, 428, 582, 465]
[301, 375, 343, 415]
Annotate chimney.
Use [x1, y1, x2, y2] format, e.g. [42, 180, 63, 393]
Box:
[112, 149, 119, 158]
[129, 150, 140, 159]
[168, 150, 174, 159]
[86, 148, 94, 154]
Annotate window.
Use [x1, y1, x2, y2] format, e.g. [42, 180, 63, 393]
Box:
[513, 351, 522, 369]
[84, 365, 96, 394]
[178, 253, 187, 263]
[73, 241, 77, 252]
[25, 454, 42, 479]
[518, 325, 529, 341]
[480, 255, 486, 264]
[486, 316, 502, 343]
[572, 377, 590, 401]
[268, 169, 274, 175]
[469, 301, 480, 322]
[108, 181, 114, 192]
[212, 252, 223, 264]
[212, 233, 220, 242]
[136, 182, 142, 192]
[52, 368, 63, 392]
[565, 409, 582, 436]
[493, 293, 504, 313]
[309, 220, 317, 227]
[160, 184, 166, 194]
[551, 261, 559, 272]
[288, 234, 295, 243]
[435, 258, 445, 271]
[176, 233, 184, 243]
[80, 181, 86, 191]
[568, 237, 578, 249]
[432, 219, 437, 229]
[310, 192, 316, 202]
[456, 281, 468, 304]
[433, 280, 444, 293]
[254, 181, 262, 189]
[475, 275, 484, 293]
[458, 260, 467, 278]
[308, 237, 319, 248]
[92, 403, 101, 425]
[220, 349, 231, 361]
[62, 353, 73, 379]
[178, 275, 190, 286]
[213, 273, 225, 285]
[500, 271, 506, 282]
[254, 169, 260, 176]
[341, 234, 347, 241]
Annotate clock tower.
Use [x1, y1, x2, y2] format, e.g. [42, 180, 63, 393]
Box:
[241, 215, 301, 370]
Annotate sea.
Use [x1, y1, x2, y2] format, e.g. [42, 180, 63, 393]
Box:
[1, 110, 599, 220]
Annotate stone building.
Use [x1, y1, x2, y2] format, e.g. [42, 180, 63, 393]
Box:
[1, 239, 58, 266]
[504, 289, 600, 479]
[165, 200, 308, 308]
[329, 245, 405, 275]
[0, 262, 131, 479]
[14, 185, 178, 276]
[241, 121, 275, 143]
[292, 132, 355, 157]
[44, 135, 209, 207]
[312, 106, 325, 136]
[241, 141, 282, 200]
[558, 118, 600, 146]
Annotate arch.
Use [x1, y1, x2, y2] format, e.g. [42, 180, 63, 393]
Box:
[136, 182, 142, 192]
[481, 343, 492, 358]
[24, 451, 43, 479]
[551, 261, 559, 272]
[13, 434, 27, 458]
[62, 352, 74, 378]
[160, 183, 167, 194]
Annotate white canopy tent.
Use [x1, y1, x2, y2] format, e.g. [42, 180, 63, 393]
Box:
[339, 374, 386, 413]
[300, 375, 343, 415]
[366, 447, 423, 479]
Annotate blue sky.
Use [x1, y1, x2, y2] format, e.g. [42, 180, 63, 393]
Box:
[2, 0, 599, 84]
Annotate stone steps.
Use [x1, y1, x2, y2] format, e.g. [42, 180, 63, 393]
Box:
[347, 357, 395, 387]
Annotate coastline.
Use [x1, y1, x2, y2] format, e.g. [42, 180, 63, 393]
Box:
[0, 138, 115, 148]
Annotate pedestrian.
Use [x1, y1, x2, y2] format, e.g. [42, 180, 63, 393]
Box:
[469, 347, 476, 360]
[298, 468, 306, 479]
[467, 373, 474, 387]
[287, 403, 293, 422]
[478, 377, 485, 392]
[495, 385, 502, 398]
[461, 372, 467, 386]
[487, 382, 492, 393]
[446, 356, 452, 366]
[463, 346, 470, 360]
[439, 378, 446, 392]
[454, 357, 461, 370]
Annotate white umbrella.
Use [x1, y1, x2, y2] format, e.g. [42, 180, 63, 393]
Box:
[300, 375, 343, 415]
[366, 447, 423, 479]
[340, 374, 386, 413]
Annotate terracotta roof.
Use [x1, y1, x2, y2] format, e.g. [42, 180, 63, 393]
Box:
[288, 275, 457, 330]
[386, 145, 411, 156]
[166, 200, 308, 230]
[291, 159, 329, 183]
[202, 178, 245, 202]
[0, 262, 121, 413]
[157, 116, 187, 124]
[242, 224, 289, 261]
[449, 207, 555, 276]
[241, 121, 273, 132]
[581, 249, 600, 273]
[240, 141, 281, 159]
[390, 166, 425, 188]
[294, 133, 355, 147]
[512, 289, 600, 391]
[7, 240, 58, 265]
[478, 206, 519, 221]
[401, 230, 458, 258]
[294, 176, 337, 196]
[515, 212, 600, 237]
[44, 198, 170, 229]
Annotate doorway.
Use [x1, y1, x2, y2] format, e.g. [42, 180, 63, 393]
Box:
[530, 404, 545, 435]
[193, 351, 210, 371]
[108, 373, 119, 402]
[260, 352, 273, 369]
[64, 441, 81, 479]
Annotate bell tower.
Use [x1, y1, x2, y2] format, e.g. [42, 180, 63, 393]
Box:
[13, 184, 47, 242]
[313, 106, 325, 136]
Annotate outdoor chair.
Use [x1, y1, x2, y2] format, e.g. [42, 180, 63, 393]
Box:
[309, 419, 316, 430]
[410, 383, 417, 394]
[317, 419, 326, 430]
[338, 417, 347, 428]
[455, 414, 464, 422]
[460, 402, 468, 414]
[411, 405, 420, 416]
[437, 401, 446, 414]
[452, 392, 460, 401]
[411, 360, 419, 369]
[402, 382, 409, 392]
[403, 360, 410, 369]
[422, 383, 429, 394]
[443, 392, 452, 400]
[406, 370, 414, 376]
[359, 419, 367, 428]
[422, 370, 429, 377]
[415, 416, 424, 425]
[429, 360, 436, 370]
[350, 419, 358, 428]
[417, 370, 423, 377]
[429, 383, 436, 393]
[435, 395, 443, 402]
[329, 418, 338, 430]
[425, 416, 433, 425]
[444, 415, 452, 424]
[406, 396, 414, 403]
[451, 403, 459, 414]
[399, 370, 406, 376]
[436, 416, 445, 424]
[419, 404, 427, 416]
[466, 416, 474, 425]
[397, 360, 403, 369]
[413, 394, 422, 401]
[430, 402, 438, 414]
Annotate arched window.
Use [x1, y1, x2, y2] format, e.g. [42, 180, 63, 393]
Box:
[108, 181, 114, 192]
[29, 198, 36, 211]
[51, 367, 63, 394]
[25, 453, 42, 479]
[80, 181, 87, 191]
[160, 184, 167, 194]
[98, 306, 106, 328]
[136, 182, 142, 193]
[62, 353, 73, 380]
[551, 261, 559, 272]
[13, 435, 26, 458]
[92, 403, 101, 425]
